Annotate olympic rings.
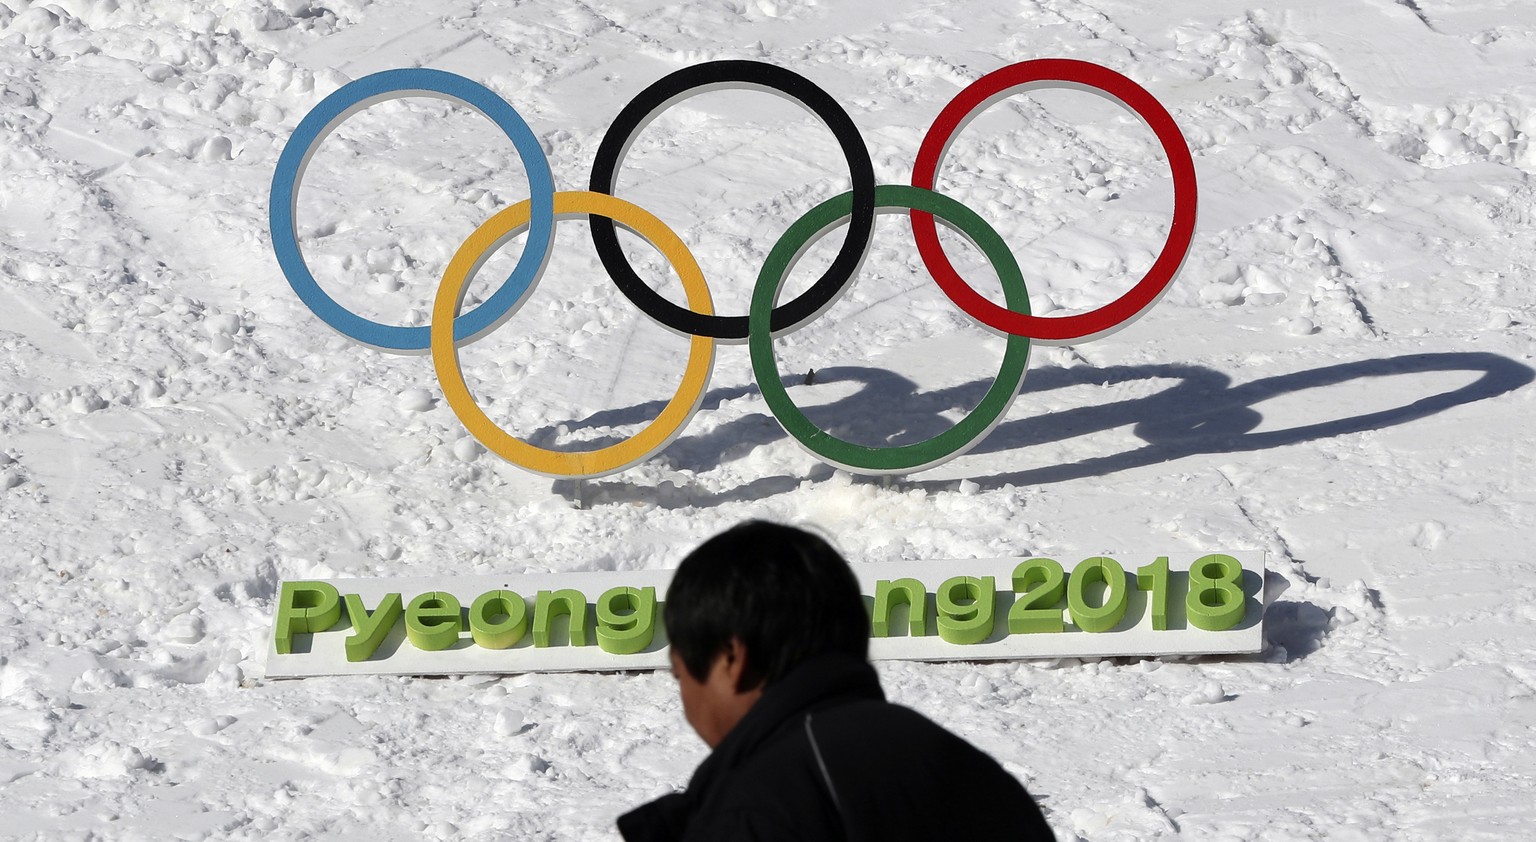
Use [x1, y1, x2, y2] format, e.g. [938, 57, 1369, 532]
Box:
[271, 58, 1197, 479]
[431, 191, 715, 478]
[588, 60, 876, 342]
[750, 185, 1032, 474]
[911, 58, 1198, 343]
[270, 68, 556, 352]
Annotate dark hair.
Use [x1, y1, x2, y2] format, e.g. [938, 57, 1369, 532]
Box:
[665, 521, 869, 689]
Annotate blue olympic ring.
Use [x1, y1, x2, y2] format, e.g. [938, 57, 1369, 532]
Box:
[269, 68, 556, 352]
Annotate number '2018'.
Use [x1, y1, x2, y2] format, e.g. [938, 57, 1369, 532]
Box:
[1010, 554, 1246, 635]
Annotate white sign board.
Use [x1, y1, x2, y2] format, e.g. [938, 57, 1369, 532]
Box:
[264, 553, 1266, 678]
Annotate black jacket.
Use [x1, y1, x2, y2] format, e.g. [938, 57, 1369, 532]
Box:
[618, 654, 1055, 841]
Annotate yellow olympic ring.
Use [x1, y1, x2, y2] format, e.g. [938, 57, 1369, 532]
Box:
[430, 191, 716, 478]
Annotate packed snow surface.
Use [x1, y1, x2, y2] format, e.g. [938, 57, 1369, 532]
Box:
[4, 0, 1536, 838]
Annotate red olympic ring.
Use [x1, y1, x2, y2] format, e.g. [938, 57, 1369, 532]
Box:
[911, 58, 1198, 343]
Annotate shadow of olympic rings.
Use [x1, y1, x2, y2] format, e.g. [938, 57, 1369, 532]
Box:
[546, 351, 1532, 505]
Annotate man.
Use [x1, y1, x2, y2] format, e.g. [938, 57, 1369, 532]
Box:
[618, 521, 1055, 841]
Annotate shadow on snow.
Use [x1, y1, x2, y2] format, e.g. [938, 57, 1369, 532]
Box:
[540, 351, 1532, 506]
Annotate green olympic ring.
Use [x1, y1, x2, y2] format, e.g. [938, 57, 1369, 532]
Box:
[750, 185, 1032, 475]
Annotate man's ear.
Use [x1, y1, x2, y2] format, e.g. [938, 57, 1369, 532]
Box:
[721, 636, 756, 694]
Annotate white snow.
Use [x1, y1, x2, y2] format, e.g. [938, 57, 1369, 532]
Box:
[3, 0, 1536, 838]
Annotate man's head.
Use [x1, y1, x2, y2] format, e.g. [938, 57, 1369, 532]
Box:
[664, 521, 869, 746]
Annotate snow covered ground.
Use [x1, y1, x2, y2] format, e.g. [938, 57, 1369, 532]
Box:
[3, 0, 1536, 838]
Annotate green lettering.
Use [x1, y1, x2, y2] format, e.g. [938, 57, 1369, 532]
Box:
[595, 586, 657, 655]
[534, 589, 590, 647]
[274, 581, 341, 655]
[1186, 554, 1246, 631]
[1007, 558, 1066, 634]
[871, 578, 927, 638]
[342, 592, 403, 662]
[936, 576, 995, 645]
[1136, 557, 1170, 631]
[469, 590, 529, 650]
[1067, 556, 1130, 633]
[405, 592, 463, 651]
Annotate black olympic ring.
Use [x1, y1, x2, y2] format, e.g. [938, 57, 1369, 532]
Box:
[588, 60, 877, 342]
